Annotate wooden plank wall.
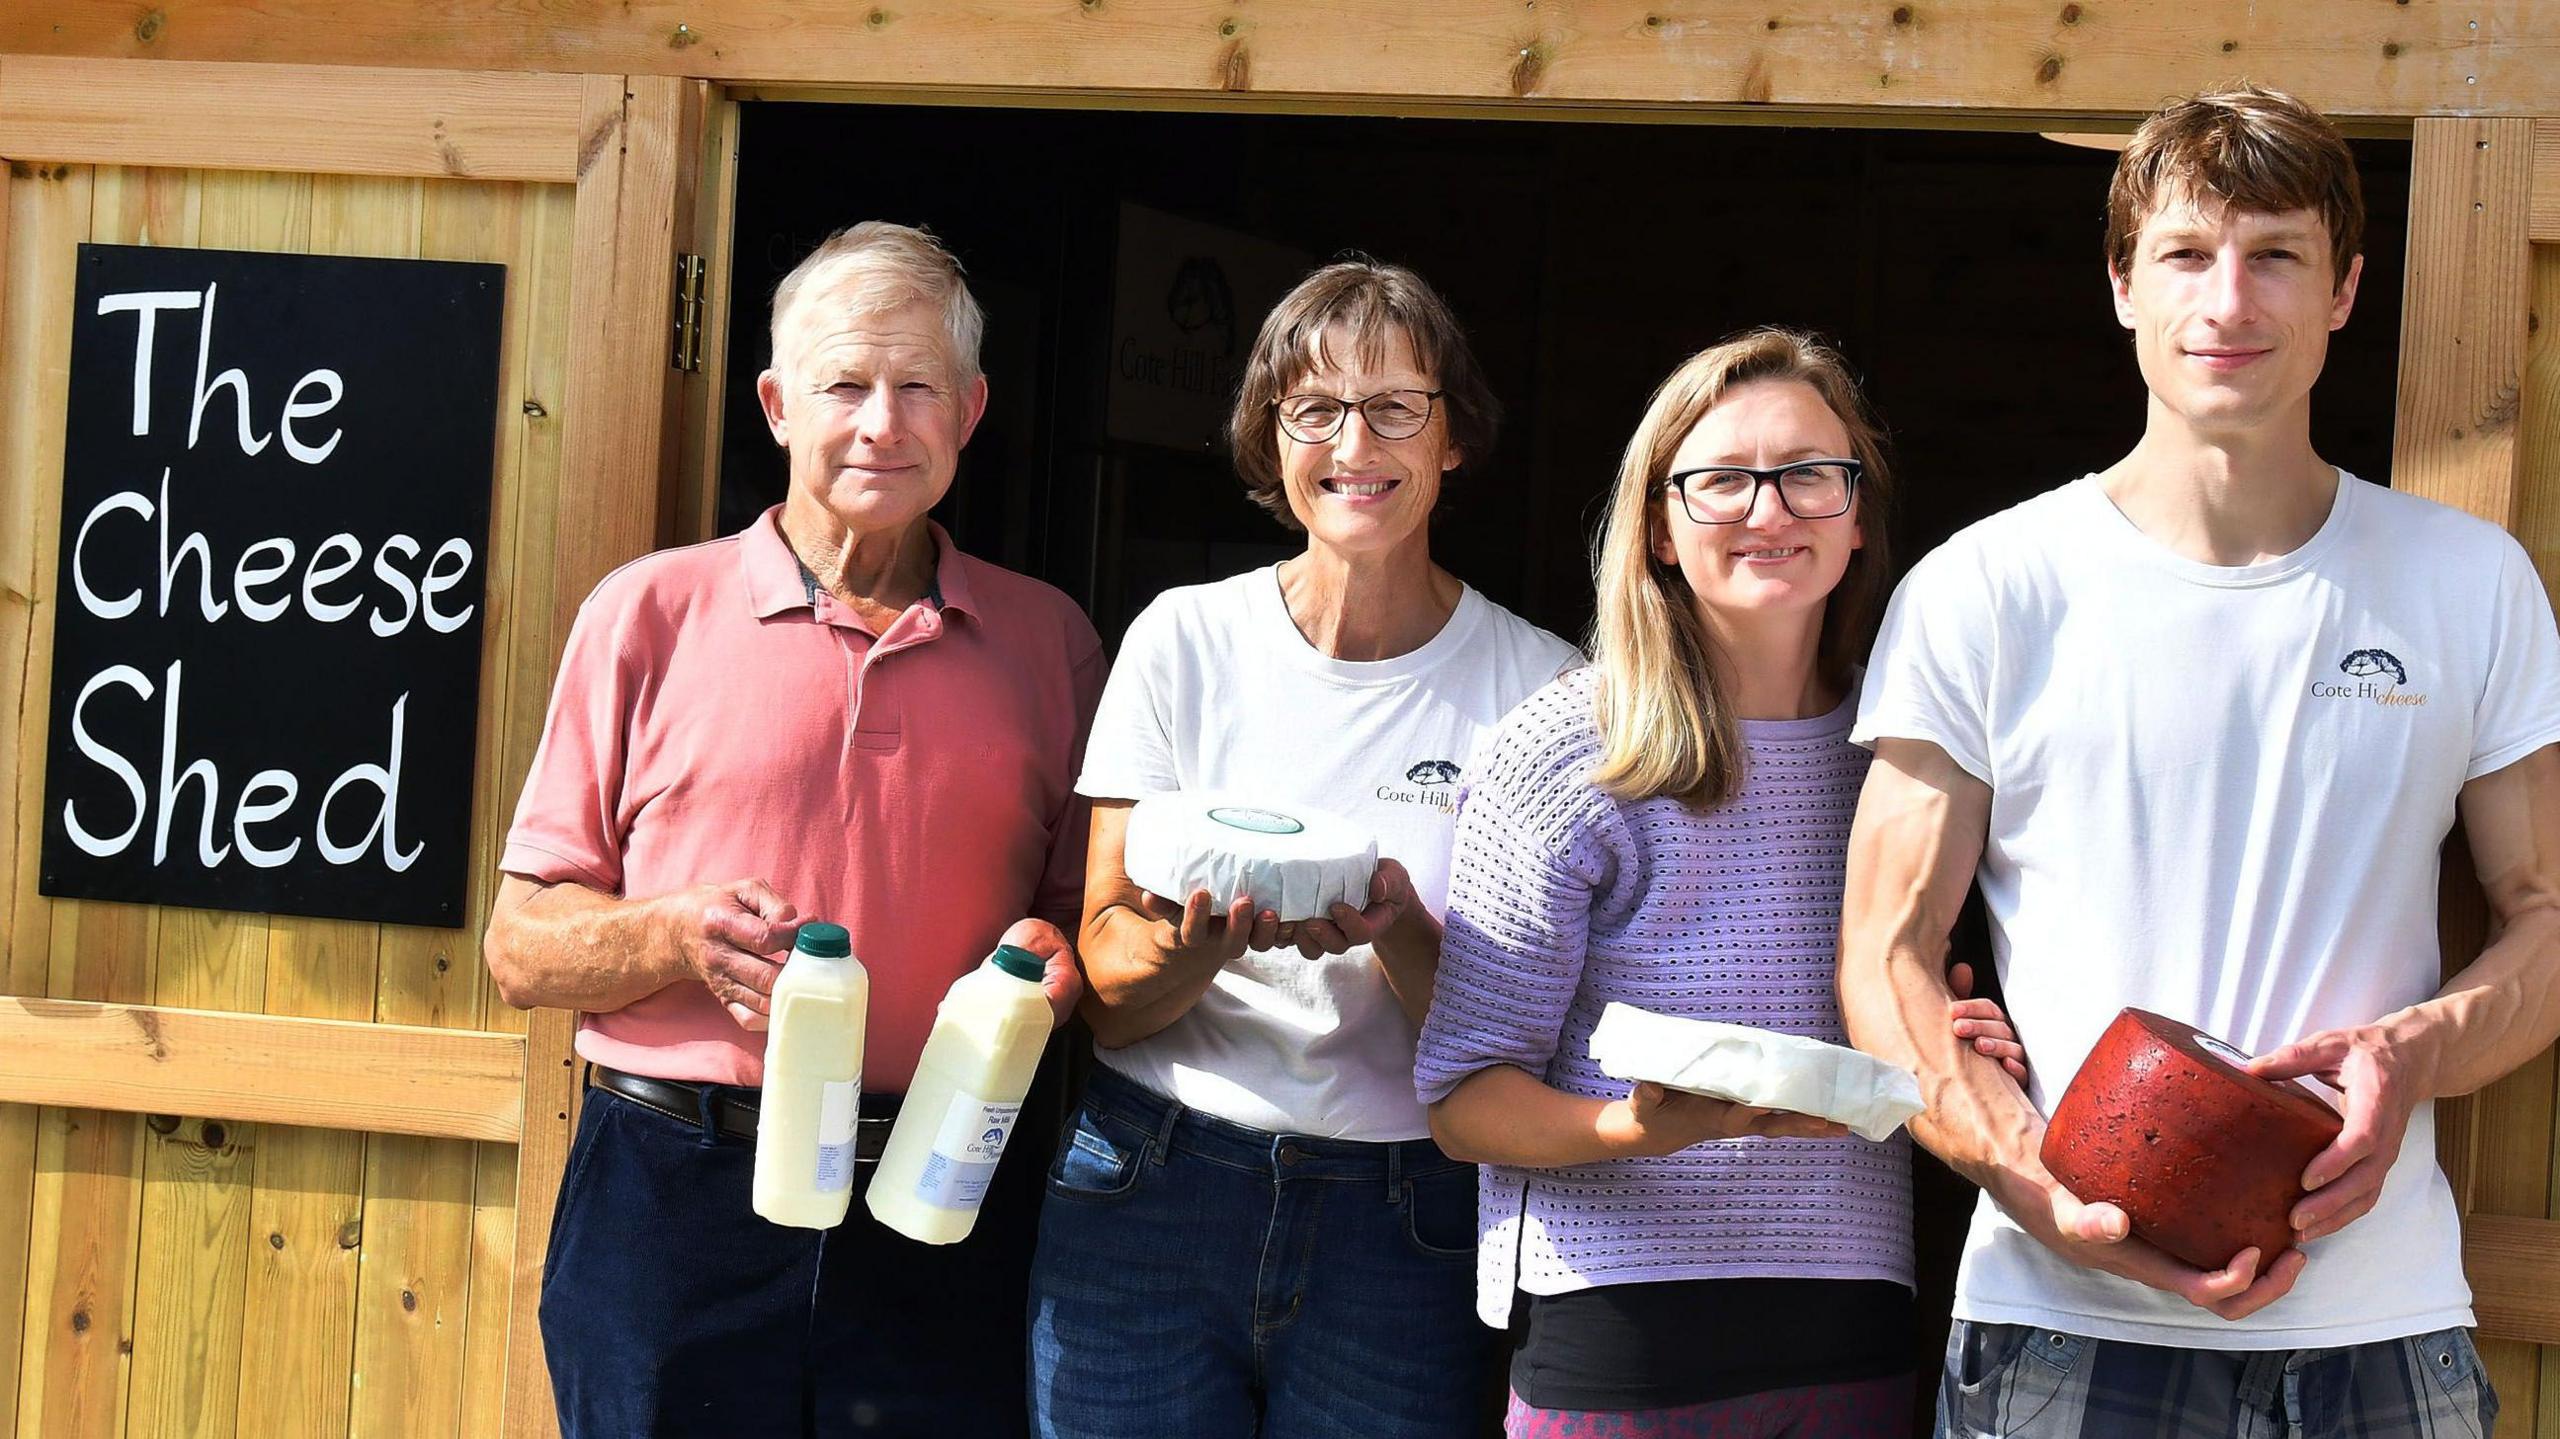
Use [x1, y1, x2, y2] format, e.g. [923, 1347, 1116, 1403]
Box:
[0, 160, 576, 1439]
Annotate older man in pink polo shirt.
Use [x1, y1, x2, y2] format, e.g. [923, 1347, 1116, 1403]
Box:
[485, 221, 1103, 1438]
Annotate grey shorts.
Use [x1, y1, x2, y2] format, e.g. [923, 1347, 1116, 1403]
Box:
[1937, 1320, 2496, 1439]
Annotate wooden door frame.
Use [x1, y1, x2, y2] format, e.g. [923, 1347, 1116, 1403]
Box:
[0, 54, 706, 1439]
[2409, 113, 2560, 1348]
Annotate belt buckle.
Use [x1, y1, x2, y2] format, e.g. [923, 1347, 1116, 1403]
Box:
[854, 1115, 893, 1165]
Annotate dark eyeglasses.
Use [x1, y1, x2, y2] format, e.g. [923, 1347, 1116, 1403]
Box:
[1274, 389, 1444, 444]
[1663, 458, 1863, 524]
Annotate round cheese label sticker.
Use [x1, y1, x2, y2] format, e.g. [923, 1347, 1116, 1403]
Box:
[1208, 806, 1305, 835]
[2193, 1033, 2254, 1068]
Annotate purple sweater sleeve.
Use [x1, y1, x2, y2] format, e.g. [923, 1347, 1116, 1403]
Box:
[1416, 679, 1622, 1105]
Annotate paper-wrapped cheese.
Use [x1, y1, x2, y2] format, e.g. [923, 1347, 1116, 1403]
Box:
[1122, 792, 1378, 924]
[1588, 1003, 1926, 1143]
[2040, 1008, 2342, 1271]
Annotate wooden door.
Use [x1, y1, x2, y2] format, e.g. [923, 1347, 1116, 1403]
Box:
[2399, 115, 2560, 1430]
[0, 56, 714, 1439]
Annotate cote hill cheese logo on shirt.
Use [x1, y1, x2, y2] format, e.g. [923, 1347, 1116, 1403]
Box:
[2310, 648, 2428, 709]
[1376, 759, 1462, 814]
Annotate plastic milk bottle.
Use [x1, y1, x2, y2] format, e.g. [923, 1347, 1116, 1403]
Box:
[867, 944, 1051, 1243]
[752, 921, 868, 1228]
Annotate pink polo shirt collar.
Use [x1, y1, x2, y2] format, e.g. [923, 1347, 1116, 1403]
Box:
[740, 510, 980, 625]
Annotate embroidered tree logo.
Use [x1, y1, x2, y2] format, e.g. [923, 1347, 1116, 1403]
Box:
[2339, 649, 2408, 686]
[1405, 760, 1461, 786]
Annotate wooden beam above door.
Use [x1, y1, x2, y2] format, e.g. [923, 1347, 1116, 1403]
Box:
[1, 1, 2555, 120]
[0, 55, 585, 180]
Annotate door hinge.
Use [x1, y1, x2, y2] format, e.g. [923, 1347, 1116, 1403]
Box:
[671, 253, 707, 373]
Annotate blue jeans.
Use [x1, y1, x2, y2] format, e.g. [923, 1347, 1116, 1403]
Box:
[539, 1082, 1043, 1438]
[1026, 1064, 1496, 1438]
[1938, 1320, 2496, 1438]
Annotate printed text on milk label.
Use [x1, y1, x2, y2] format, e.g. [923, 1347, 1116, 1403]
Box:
[914, 1095, 1022, 1209]
[814, 1079, 860, 1193]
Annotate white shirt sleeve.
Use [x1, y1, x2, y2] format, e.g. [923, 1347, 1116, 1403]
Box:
[1851, 542, 1999, 784]
[1076, 599, 1184, 800]
[2466, 532, 2560, 781]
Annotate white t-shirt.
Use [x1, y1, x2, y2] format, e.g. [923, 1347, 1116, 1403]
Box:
[1856, 472, 2560, 1350]
[1081, 566, 1581, 1141]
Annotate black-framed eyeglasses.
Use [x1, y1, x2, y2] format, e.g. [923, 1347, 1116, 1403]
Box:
[1273, 389, 1444, 444]
[1663, 458, 1863, 524]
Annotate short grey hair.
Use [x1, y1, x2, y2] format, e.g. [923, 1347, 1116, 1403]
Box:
[768, 221, 985, 380]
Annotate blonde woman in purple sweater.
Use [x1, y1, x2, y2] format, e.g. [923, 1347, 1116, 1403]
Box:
[1418, 329, 2012, 1439]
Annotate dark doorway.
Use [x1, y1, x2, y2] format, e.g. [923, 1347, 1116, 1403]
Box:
[721, 102, 2406, 652]
[719, 99, 2410, 1413]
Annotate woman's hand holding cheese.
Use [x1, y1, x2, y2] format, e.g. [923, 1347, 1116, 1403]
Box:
[1132, 888, 1285, 965]
[1282, 857, 1432, 959]
[1608, 1081, 1853, 1154]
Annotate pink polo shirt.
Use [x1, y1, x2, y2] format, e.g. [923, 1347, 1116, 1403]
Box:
[499, 507, 1104, 1091]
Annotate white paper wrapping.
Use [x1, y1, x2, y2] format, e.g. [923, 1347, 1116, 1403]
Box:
[1587, 1002, 1926, 1142]
[1121, 792, 1379, 923]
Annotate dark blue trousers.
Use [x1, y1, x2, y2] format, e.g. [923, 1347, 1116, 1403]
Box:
[539, 1081, 1043, 1438]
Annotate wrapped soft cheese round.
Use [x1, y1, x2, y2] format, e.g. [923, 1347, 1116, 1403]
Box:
[1121, 792, 1379, 923]
[1587, 1003, 1926, 1143]
[2040, 1008, 2342, 1272]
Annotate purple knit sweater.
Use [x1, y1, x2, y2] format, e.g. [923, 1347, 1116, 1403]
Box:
[1416, 667, 1914, 1327]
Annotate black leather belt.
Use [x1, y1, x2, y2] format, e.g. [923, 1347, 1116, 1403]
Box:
[589, 1065, 894, 1163]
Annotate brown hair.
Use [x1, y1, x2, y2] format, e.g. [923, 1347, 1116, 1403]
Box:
[1227, 260, 1500, 531]
[1588, 328, 1896, 810]
[2105, 85, 2363, 290]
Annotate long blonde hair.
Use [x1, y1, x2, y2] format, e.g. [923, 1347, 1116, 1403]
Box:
[1588, 328, 1896, 809]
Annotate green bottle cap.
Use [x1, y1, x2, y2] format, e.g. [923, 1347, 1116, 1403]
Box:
[794, 921, 851, 959]
[989, 944, 1044, 983]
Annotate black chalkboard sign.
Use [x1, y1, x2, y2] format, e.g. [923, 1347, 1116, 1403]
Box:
[38, 244, 505, 927]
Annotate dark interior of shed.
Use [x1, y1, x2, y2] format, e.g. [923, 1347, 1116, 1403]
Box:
[720, 102, 2405, 646]
[718, 98, 2411, 1405]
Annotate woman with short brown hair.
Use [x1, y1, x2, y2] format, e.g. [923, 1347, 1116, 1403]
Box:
[1026, 258, 1577, 1438]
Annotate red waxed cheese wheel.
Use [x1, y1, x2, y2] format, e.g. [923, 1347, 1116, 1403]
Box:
[2039, 1008, 2343, 1272]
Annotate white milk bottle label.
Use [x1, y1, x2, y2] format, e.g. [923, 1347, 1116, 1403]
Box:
[913, 1096, 1022, 1208]
[865, 943, 1050, 1243]
[813, 1079, 861, 1193]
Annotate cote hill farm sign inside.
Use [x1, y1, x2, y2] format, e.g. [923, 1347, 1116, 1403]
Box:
[39, 244, 504, 927]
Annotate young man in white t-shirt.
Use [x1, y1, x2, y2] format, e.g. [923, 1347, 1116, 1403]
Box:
[1842, 86, 2560, 1435]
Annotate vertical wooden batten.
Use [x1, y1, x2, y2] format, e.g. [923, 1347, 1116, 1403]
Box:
[14, 154, 155, 1439]
[500, 73, 707, 1439]
[462, 167, 575, 1439]
[2396, 114, 2547, 1406]
[2397, 117, 2534, 525]
[2396, 114, 2534, 1201]
[673, 97, 741, 548]
[2519, 138, 2560, 1438]
[554, 74, 702, 608]
[0, 134, 37, 1439]
[0, 138, 26, 1439]
[2531, 121, 2560, 246]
